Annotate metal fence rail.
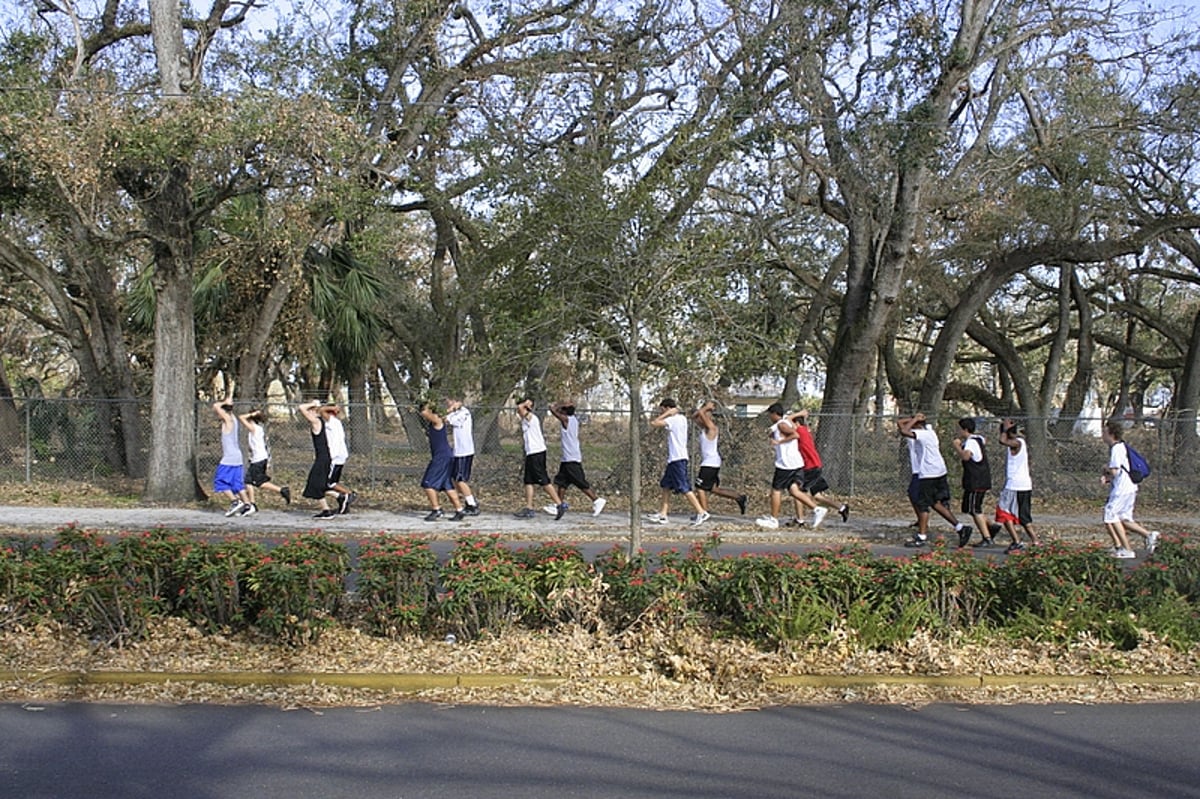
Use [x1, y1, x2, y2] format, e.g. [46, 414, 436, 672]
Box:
[0, 399, 1191, 510]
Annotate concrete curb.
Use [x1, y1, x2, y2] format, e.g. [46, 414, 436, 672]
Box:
[2, 670, 1197, 692]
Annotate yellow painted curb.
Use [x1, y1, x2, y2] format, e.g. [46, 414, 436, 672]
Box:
[767, 674, 1200, 688]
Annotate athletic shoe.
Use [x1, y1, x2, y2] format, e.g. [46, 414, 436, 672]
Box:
[592, 497, 607, 516]
[280, 486, 291, 505]
[513, 508, 537, 519]
[783, 517, 806, 528]
[644, 513, 669, 524]
[450, 510, 466, 522]
[1146, 531, 1160, 555]
[972, 538, 995, 548]
[1005, 542, 1026, 554]
[1115, 547, 1137, 559]
[691, 511, 711, 527]
[224, 500, 245, 517]
[755, 515, 779, 530]
[904, 534, 927, 548]
[238, 503, 258, 516]
[424, 509, 444, 521]
[313, 509, 336, 519]
[838, 504, 850, 522]
[811, 507, 829, 529]
[464, 503, 480, 516]
[736, 494, 749, 515]
[542, 504, 558, 516]
[555, 503, 568, 520]
[956, 523, 972, 549]
[338, 491, 357, 515]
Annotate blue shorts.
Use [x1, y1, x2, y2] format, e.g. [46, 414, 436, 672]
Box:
[660, 459, 692, 493]
[421, 455, 454, 491]
[214, 463, 245, 494]
[451, 455, 474, 483]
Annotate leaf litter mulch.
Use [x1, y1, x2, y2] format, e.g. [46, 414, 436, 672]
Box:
[2, 617, 1199, 712]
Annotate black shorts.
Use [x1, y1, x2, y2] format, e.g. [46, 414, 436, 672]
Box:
[327, 463, 344, 490]
[522, 452, 551, 486]
[771, 468, 803, 492]
[961, 489, 987, 516]
[801, 467, 829, 495]
[915, 475, 951, 511]
[247, 459, 270, 488]
[553, 461, 591, 491]
[696, 466, 721, 492]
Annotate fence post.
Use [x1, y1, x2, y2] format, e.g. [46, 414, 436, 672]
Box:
[849, 414, 856, 496]
[24, 401, 31, 484]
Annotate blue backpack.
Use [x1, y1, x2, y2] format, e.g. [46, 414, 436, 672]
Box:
[1124, 443, 1151, 484]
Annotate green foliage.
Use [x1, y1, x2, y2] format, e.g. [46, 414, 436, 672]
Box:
[3, 530, 1200, 658]
[356, 534, 439, 637]
[177, 537, 265, 633]
[244, 534, 350, 645]
[437, 534, 534, 639]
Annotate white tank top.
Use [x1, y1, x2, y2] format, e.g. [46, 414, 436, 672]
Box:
[698, 430, 721, 468]
[1005, 437, 1032, 491]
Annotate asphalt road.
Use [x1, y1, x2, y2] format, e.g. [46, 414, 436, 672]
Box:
[2, 701, 1198, 799]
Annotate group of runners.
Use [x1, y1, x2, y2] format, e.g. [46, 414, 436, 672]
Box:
[210, 389, 356, 519]
[210, 391, 1162, 556]
[899, 413, 1159, 559]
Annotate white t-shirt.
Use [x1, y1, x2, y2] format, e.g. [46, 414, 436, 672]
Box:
[446, 407, 474, 457]
[1004, 437, 1033, 491]
[521, 412, 547, 455]
[559, 415, 582, 463]
[325, 415, 348, 465]
[771, 420, 804, 470]
[911, 428, 947, 478]
[663, 414, 689, 463]
[1108, 441, 1137, 497]
[962, 436, 983, 464]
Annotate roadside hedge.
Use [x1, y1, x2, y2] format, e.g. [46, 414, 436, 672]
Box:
[2, 527, 1198, 650]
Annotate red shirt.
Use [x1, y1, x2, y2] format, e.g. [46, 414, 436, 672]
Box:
[795, 424, 821, 469]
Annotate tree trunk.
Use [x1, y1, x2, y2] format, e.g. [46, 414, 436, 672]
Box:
[135, 163, 203, 503]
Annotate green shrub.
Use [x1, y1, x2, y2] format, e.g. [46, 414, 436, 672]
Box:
[514, 541, 602, 629]
[245, 534, 349, 645]
[356, 534, 439, 637]
[437, 534, 534, 639]
[176, 537, 264, 633]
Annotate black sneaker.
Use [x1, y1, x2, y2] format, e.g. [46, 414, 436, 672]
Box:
[555, 503, 568, 520]
[450, 510, 466, 521]
[280, 486, 291, 505]
[1005, 542, 1026, 554]
[338, 491, 357, 515]
[313, 509, 336, 519]
[424, 509, 444, 521]
[957, 524, 972, 549]
[839, 504, 850, 522]
[464, 503, 480, 516]
[972, 538, 995, 548]
[513, 508, 536, 519]
[736, 494, 749, 515]
[238, 503, 258, 516]
[904, 535, 928, 548]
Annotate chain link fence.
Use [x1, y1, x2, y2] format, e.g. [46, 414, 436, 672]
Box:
[0, 399, 1193, 510]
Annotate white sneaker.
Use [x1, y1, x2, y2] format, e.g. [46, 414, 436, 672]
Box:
[592, 497, 607, 516]
[542, 504, 558, 516]
[1146, 531, 1160, 554]
[644, 513, 668, 524]
[691, 511, 711, 526]
[1114, 548, 1137, 559]
[224, 500, 245, 517]
[811, 507, 829, 529]
[755, 515, 780, 530]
